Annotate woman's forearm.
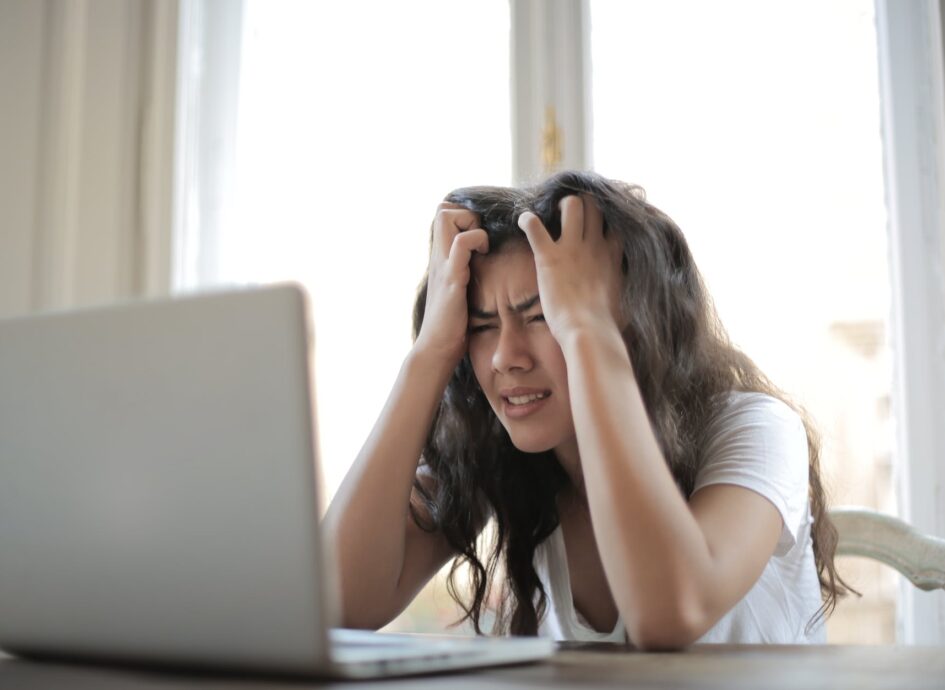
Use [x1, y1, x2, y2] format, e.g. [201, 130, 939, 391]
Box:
[323, 347, 455, 626]
[560, 323, 716, 647]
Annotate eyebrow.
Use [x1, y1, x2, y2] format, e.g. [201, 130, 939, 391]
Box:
[469, 294, 540, 319]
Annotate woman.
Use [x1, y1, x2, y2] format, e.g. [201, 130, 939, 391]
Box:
[325, 170, 851, 648]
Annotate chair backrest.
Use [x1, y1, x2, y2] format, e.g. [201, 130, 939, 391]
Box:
[829, 507, 945, 591]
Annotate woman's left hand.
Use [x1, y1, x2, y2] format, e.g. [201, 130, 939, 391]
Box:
[518, 195, 624, 343]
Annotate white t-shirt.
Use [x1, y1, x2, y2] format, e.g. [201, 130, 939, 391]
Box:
[534, 391, 826, 644]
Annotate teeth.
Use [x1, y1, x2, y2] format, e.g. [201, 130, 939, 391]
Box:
[508, 392, 547, 405]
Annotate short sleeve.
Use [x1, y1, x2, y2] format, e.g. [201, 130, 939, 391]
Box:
[692, 392, 810, 557]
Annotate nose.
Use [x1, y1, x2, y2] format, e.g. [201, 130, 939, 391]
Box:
[491, 324, 534, 373]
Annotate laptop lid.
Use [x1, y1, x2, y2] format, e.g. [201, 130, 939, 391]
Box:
[0, 284, 336, 674]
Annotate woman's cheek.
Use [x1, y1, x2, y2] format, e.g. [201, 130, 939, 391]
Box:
[468, 341, 492, 394]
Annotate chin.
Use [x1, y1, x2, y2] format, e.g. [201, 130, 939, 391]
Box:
[505, 429, 560, 455]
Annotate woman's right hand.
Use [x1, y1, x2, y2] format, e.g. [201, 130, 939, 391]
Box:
[413, 202, 489, 368]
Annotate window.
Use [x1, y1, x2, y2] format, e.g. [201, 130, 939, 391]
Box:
[591, 0, 895, 642]
[176, 0, 511, 633]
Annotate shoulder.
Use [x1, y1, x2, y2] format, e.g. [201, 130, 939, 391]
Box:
[695, 391, 812, 555]
[700, 390, 808, 471]
[700, 392, 807, 461]
[706, 391, 805, 436]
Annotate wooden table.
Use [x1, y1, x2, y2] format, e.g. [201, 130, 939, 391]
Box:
[1, 643, 942, 689]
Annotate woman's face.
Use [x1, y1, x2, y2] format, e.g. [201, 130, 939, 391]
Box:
[467, 243, 577, 456]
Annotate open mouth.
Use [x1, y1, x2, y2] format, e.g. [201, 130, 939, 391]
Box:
[501, 389, 552, 418]
[503, 390, 551, 406]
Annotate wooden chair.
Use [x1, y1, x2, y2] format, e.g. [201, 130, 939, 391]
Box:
[830, 507, 945, 591]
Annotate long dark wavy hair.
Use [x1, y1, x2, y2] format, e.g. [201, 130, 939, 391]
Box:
[409, 170, 853, 637]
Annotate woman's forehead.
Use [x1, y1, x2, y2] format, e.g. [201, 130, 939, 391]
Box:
[469, 245, 538, 309]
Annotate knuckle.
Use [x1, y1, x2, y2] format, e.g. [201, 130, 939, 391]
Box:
[560, 195, 582, 211]
[453, 230, 479, 248]
[435, 208, 476, 234]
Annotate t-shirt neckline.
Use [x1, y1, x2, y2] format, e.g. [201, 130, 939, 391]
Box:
[550, 525, 624, 638]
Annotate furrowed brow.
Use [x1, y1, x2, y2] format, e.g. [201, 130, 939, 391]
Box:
[511, 294, 540, 314]
[469, 294, 540, 320]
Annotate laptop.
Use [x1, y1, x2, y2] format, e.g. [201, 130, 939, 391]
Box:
[0, 284, 553, 678]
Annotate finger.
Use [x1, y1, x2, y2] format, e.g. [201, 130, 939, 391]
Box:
[517, 211, 555, 255]
[447, 228, 490, 274]
[581, 194, 605, 242]
[429, 202, 463, 257]
[433, 208, 481, 260]
[559, 195, 584, 245]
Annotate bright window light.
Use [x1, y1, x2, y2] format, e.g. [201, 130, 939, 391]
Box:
[224, 0, 511, 501]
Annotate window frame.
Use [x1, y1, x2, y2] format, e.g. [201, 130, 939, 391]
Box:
[509, 0, 945, 643]
[874, 0, 945, 644]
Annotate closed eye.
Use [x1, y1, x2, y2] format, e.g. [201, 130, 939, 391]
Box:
[468, 323, 496, 335]
[527, 314, 546, 324]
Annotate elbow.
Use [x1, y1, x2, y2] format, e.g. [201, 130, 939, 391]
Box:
[337, 591, 394, 631]
[338, 610, 384, 631]
[336, 579, 399, 632]
[630, 626, 700, 652]
[324, 533, 396, 631]
[331, 563, 392, 631]
[624, 597, 708, 651]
